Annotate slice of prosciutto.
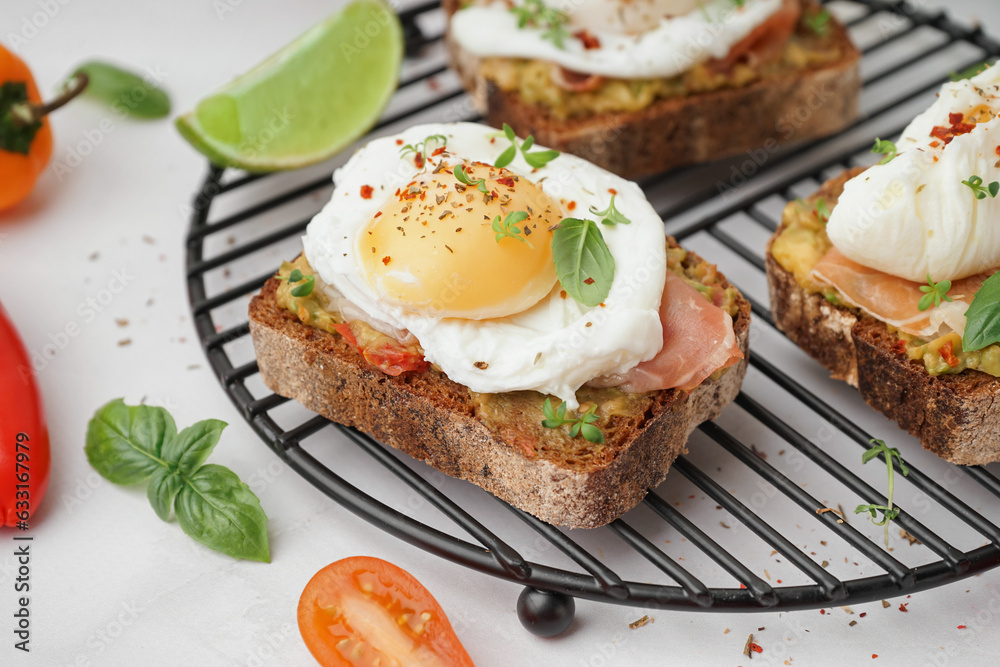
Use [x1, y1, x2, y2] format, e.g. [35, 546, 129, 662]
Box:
[810, 246, 993, 338]
[590, 271, 743, 393]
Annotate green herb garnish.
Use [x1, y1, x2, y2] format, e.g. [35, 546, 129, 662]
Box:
[961, 273, 1000, 351]
[804, 8, 831, 35]
[453, 164, 490, 194]
[551, 217, 615, 307]
[287, 267, 315, 297]
[399, 133, 447, 162]
[962, 175, 1000, 200]
[510, 0, 570, 49]
[949, 62, 992, 81]
[871, 137, 898, 165]
[589, 194, 631, 226]
[814, 198, 830, 222]
[855, 439, 909, 548]
[73, 61, 171, 119]
[494, 123, 560, 169]
[541, 398, 603, 443]
[492, 210, 532, 247]
[85, 399, 270, 562]
[917, 274, 953, 312]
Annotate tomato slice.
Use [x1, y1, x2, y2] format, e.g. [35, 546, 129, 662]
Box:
[298, 557, 474, 667]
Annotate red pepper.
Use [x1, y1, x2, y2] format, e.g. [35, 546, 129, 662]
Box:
[0, 303, 50, 527]
[940, 341, 960, 368]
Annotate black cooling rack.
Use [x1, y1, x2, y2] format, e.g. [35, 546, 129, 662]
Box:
[186, 0, 1000, 633]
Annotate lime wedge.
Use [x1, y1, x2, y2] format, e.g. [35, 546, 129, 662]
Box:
[176, 0, 402, 171]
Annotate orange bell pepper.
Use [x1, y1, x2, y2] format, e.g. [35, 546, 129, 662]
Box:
[0, 44, 86, 212]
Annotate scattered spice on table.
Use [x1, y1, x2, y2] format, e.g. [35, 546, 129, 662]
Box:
[628, 615, 651, 629]
[899, 603, 908, 612]
[743, 633, 755, 657]
[881, 600, 891, 608]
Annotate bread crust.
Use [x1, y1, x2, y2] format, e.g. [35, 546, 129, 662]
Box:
[443, 0, 861, 178]
[766, 172, 1000, 465]
[250, 245, 751, 528]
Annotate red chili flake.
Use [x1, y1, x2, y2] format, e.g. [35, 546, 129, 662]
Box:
[750, 643, 763, 654]
[940, 341, 960, 368]
[898, 603, 908, 612]
[608, 188, 617, 195]
[584, 277, 595, 285]
[949, 112, 964, 125]
[567, 200, 576, 210]
[414, 153, 425, 169]
[490, 137, 496, 144]
[873, 655, 878, 659]
[360, 185, 374, 199]
[374, 211, 382, 218]
[381, 256, 391, 266]
[496, 176, 515, 187]
[688, 494, 695, 499]
[560, 290, 567, 299]
[739, 583, 747, 589]
[859, 613, 867, 618]
[599, 303, 606, 307]
[776, 579, 782, 584]
[395, 139, 403, 145]
[820, 609, 826, 615]
[432, 146, 446, 157]
[891, 339, 908, 356]
[958, 625, 967, 629]
[996, 146, 1000, 156]
[929, 140, 940, 148]
[572, 29, 601, 50]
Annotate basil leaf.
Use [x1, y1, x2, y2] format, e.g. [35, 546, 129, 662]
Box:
[175, 464, 270, 562]
[73, 61, 171, 119]
[962, 273, 1000, 351]
[162, 419, 227, 476]
[551, 218, 615, 307]
[147, 468, 184, 521]
[85, 398, 175, 484]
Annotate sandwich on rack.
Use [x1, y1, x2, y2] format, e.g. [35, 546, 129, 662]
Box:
[443, 0, 860, 178]
[766, 64, 1000, 465]
[249, 121, 750, 527]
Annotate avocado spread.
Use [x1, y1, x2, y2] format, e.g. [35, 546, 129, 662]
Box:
[772, 186, 1000, 379]
[274, 245, 739, 455]
[481, 18, 845, 119]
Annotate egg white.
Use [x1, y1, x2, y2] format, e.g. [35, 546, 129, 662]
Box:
[303, 122, 667, 407]
[449, 0, 783, 79]
[827, 65, 1000, 282]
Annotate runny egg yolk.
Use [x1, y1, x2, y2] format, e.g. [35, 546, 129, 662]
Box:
[360, 162, 561, 320]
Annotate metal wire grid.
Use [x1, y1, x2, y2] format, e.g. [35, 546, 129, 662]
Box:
[186, 0, 1000, 612]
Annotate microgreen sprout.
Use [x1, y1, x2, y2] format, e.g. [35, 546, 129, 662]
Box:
[855, 439, 909, 548]
[541, 398, 603, 443]
[492, 210, 532, 247]
[814, 198, 830, 222]
[510, 0, 570, 49]
[399, 133, 447, 162]
[871, 137, 898, 165]
[804, 7, 831, 35]
[286, 268, 315, 297]
[453, 164, 490, 193]
[962, 174, 1000, 200]
[918, 274, 953, 312]
[589, 194, 631, 226]
[494, 123, 560, 169]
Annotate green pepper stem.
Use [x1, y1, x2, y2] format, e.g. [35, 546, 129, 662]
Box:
[10, 72, 89, 127]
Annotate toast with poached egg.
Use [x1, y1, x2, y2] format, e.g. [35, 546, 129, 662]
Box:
[766, 66, 1000, 464]
[249, 122, 750, 527]
[444, 0, 860, 178]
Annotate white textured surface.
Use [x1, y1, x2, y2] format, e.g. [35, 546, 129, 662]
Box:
[1, 1, 1000, 666]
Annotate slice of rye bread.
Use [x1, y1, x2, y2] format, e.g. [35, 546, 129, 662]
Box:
[766, 169, 1000, 465]
[249, 243, 751, 528]
[442, 0, 861, 179]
